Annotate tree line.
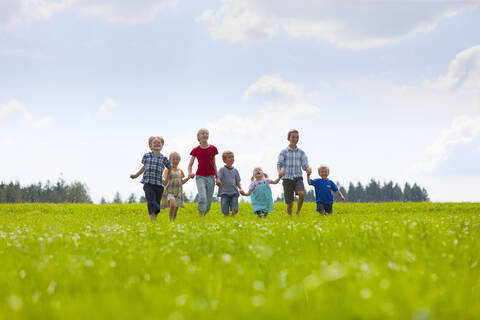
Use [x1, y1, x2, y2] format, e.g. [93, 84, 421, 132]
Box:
[276, 180, 429, 203]
[0, 179, 91, 203]
[0, 179, 429, 204]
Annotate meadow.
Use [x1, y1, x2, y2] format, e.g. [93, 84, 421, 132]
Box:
[0, 202, 479, 319]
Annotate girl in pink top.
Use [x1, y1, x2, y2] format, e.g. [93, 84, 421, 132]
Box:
[188, 128, 221, 217]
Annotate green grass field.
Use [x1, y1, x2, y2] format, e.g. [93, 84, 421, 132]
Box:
[1, 202, 479, 319]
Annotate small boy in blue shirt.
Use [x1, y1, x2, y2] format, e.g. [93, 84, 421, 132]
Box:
[307, 165, 345, 215]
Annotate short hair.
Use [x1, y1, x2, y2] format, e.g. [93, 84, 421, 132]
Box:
[197, 128, 209, 142]
[318, 164, 330, 173]
[287, 129, 299, 140]
[169, 152, 181, 160]
[222, 150, 234, 161]
[148, 136, 164, 147]
[251, 167, 268, 181]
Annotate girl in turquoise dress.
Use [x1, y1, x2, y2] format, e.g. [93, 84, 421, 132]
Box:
[241, 167, 284, 218]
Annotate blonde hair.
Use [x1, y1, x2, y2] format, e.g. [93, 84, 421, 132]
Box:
[222, 150, 234, 162]
[318, 164, 330, 174]
[251, 167, 268, 181]
[148, 136, 164, 148]
[287, 129, 299, 140]
[169, 152, 181, 160]
[197, 128, 209, 142]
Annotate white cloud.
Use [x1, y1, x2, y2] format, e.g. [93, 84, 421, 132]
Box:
[407, 45, 480, 176]
[1, 0, 179, 28]
[198, 0, 480, 49]
[97, 98, 118, 116]
[244, 74, 301, 100]
[409, 115, 480, 176]
[208, 75, 319, 140]
[166, 75, 320, 197]
[0, 99, 53, 128]
[428, 45, 480, 94]
[0, 48, 43, 59]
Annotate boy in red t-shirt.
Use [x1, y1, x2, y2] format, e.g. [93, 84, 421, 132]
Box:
[188, 128, 221, 217]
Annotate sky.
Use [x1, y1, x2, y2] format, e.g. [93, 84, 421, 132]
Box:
[1, 0, 480, 203]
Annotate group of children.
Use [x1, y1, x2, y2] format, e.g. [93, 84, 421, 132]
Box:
[130, 129, 345, 221]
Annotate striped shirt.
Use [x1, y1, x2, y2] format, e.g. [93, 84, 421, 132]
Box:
[140, 152, 171, 185]
[277, 146, 309, 179]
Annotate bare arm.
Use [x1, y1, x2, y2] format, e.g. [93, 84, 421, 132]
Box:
[277, 150, 286, 175]
[162, 169, 169, 186]
[307, 173, 311, 185]
[240, 188, 253, 196]
[214, 156, 221, 186]
[277, 164, 284, 176]
[181, 171, 190, 185]
[302, 152, 312, 175]
[269, 175, 283, 185]
[187, 156, 196, 179]
[130, 165, 145, 179]
[336, 190, 345, 201]
[236, 182, 244, 194]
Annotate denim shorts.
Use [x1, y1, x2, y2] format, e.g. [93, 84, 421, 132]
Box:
[316, 202, 333, 214]
[220, 194, 239, 214]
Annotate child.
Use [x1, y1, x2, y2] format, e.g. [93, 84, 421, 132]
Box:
[160, 152, 191, 221]
[217, 150, 244, 216]
[187, 128, 221, 217]
[130, 136, 171, 221]
[277, 129, 312, 216]
[307, 165, 345, 215]
[240, 167, 283, 218]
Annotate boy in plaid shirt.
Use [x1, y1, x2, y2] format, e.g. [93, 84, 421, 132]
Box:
[277, 129, 312, 216]
[130, 136, 171, 221]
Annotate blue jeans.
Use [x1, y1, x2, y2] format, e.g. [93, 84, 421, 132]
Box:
[220, 194, 239, 214]
[196, 175, 215, 213]
[143, 183, 164, 214]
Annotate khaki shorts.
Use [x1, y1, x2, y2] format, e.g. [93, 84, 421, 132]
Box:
[282, 178, 305, 204]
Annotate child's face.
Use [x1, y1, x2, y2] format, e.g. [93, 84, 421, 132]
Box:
[288, 132, 299, 145]
[253, 167, 265, 180]
[170, 155, 181, 167]
[198, 131, 209, 144]
[150, 139, 163, 152]
[318, 168, 329, 179]
[224, 154, 234, 167]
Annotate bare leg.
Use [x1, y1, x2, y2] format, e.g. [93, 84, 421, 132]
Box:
[296, 191, 305, 216]
[169, 199, 176, 221]
[287, 202, 293, 216]
[199, 211, 206, 217]
[149, 213, 156, 222]
[173, 207, 179, 220]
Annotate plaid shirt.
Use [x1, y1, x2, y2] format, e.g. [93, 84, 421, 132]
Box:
[277, 146, 309, 180]
[140, 152, 171, 185]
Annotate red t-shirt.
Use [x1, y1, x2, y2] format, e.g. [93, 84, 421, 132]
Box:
[190, 145, 218, 176]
